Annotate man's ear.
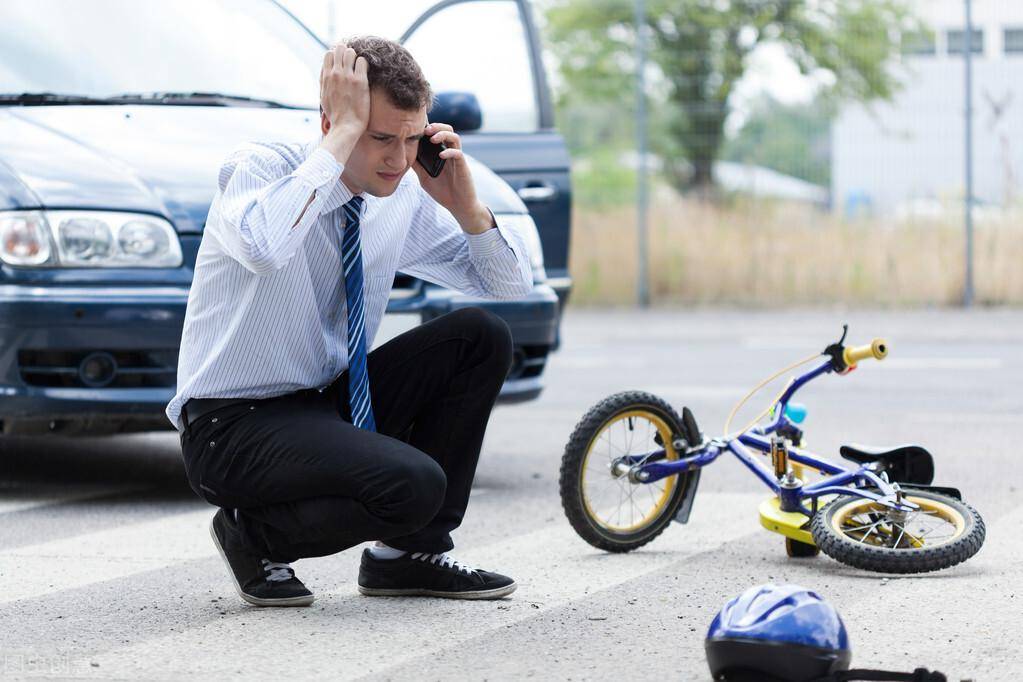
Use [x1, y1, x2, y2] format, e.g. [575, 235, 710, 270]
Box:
[320, 110, 330, 136]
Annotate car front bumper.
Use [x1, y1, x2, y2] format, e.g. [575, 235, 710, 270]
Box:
[0, 282, 559, 435]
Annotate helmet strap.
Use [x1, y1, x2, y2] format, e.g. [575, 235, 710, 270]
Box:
[815, 667, 948, 682]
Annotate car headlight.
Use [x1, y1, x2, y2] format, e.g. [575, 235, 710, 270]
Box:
[496, 212, 546, 282]
[0, 212, 51, 266]
[0, 210, 183, 268]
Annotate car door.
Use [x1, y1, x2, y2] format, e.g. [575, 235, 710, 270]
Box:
[399, 0, 572, 308]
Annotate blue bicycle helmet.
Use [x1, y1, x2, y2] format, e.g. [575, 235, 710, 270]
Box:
[705, 584, 850, 682]
[706, 585, 948, 682]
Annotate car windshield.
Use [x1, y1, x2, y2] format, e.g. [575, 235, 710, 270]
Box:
[0, 0, 323, 108]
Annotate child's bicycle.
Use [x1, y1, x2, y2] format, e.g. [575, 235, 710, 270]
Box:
[558, 326, 985, 573]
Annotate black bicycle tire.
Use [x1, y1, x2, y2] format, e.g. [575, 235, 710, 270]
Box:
[810, 488, 985, 574]
[559, 391, 690, 553]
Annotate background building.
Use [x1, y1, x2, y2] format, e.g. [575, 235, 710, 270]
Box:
[832, 0, 1023, 217]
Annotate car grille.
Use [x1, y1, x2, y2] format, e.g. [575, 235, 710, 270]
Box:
[18, 349, 178, 389]
[509, 345, 547, 380]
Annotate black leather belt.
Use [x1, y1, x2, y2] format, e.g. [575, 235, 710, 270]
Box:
[182, 397, 251, 428]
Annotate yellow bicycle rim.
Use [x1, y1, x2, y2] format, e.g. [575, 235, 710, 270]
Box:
[580, 409, 679, 533]
[829, 495, 966, 549]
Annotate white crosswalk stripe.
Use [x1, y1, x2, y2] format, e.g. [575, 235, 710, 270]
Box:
[2, 490, 1019, 680]
[0, 485, 143, 515]
[0, 509, 213, 604]
[52, 493, 763, 680]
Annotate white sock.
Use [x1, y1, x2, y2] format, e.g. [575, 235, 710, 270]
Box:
[368, 541, 407, 560]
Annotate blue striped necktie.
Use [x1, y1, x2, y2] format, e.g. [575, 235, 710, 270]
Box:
[340, 196, 376, 431]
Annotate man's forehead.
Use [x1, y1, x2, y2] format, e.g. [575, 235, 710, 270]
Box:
[368, 91, 427, 135]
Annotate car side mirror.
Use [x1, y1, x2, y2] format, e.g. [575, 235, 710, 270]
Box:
[429, 92, 482, 133]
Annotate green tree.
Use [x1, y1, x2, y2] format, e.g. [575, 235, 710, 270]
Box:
[544, 0, 919, 194]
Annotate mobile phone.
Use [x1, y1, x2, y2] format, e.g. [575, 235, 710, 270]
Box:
[416, 129, 446, 178]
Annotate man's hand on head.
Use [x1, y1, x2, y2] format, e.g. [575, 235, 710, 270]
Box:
[413, 122, 494, 235]
[318, 43, 370, 165]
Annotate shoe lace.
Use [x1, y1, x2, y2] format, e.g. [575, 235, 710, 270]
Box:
[410, 552, 476, 575]
[261, 559, 295, 583]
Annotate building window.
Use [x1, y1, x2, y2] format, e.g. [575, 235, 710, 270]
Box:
[902, 30, 936, 56]
[1006, 28, 1023, 54]
[947, 28, 983, 55]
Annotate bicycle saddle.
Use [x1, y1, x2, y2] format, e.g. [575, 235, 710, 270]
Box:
[839, 444, 935, 485]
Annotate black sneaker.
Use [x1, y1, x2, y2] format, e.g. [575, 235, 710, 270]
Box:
[209, 508, 314, 607]
[357, 548, 517, 600]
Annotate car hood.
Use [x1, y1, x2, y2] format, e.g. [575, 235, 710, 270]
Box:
[0, 106, 525, 233]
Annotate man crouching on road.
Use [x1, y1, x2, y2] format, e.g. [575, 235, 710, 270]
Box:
[166, 37, 532, 606]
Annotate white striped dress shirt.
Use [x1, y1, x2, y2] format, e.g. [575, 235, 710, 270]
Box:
[165, 137, 533, 432]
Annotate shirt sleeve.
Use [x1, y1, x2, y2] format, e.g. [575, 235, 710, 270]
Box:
[396, 186, 534, 299]
[211, 145, 341, 275]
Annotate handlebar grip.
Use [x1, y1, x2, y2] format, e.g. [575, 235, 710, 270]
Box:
[843, 338, 889, 366]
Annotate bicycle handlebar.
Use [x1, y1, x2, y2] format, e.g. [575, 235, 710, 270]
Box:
[725, 332, 888, 437]
[842, 338, 888, 366]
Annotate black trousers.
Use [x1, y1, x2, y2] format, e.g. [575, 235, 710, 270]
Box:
[179, 307, 513, 563]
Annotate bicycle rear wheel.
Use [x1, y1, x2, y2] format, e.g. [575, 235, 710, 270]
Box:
[810, 488, 985, 573]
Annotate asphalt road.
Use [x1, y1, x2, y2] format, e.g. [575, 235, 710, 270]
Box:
[1, 308, 1021, 681]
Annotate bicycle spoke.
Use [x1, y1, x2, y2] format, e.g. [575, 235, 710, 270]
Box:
[587, 477, 621, 509]
[597, 480, 627, 516]
[593, 479, 624, 523]
[614, 483, 625, 526]
[913, 524, 946, 540]
[614, 480, 632, 527]
[646, 483, 658, 509]
[897, 523, 924, 544]
[604, 430, 629, 456]
[856, 521, 882, 544]
[598, 431, 628, 458]
[893, 524, 907, 548]
[626, 483, 641, 524]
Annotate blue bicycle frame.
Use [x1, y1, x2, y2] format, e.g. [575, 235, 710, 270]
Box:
[623, 358, 918, 516]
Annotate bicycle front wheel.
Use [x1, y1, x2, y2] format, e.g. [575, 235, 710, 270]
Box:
[559, 391, 691, 553]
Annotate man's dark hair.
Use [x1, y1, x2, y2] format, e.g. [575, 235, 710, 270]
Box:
[344, 36, 433, 111]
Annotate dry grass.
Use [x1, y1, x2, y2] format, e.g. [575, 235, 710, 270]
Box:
[569, 193, 1023, 306]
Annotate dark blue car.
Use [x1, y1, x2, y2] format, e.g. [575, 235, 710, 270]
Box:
[0, 0, 571, 436]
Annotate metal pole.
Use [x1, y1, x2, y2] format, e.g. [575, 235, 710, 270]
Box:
[635, 0, 649, 307]
[963, 0, 975, 307]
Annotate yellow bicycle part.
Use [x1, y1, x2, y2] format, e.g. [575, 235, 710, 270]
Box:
[580, 409, 680, 534]
[843, 338, 888, 368]
[758, 496, 814, 545]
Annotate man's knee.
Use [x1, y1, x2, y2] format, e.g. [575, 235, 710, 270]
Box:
[373, 456, 447, 529]
[406, 458, 447, 519]
[448, 307, 512, 371]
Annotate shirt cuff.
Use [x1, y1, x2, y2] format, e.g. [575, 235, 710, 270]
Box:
[292, 147, 341, 191]
[465, 219, 514, 259]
